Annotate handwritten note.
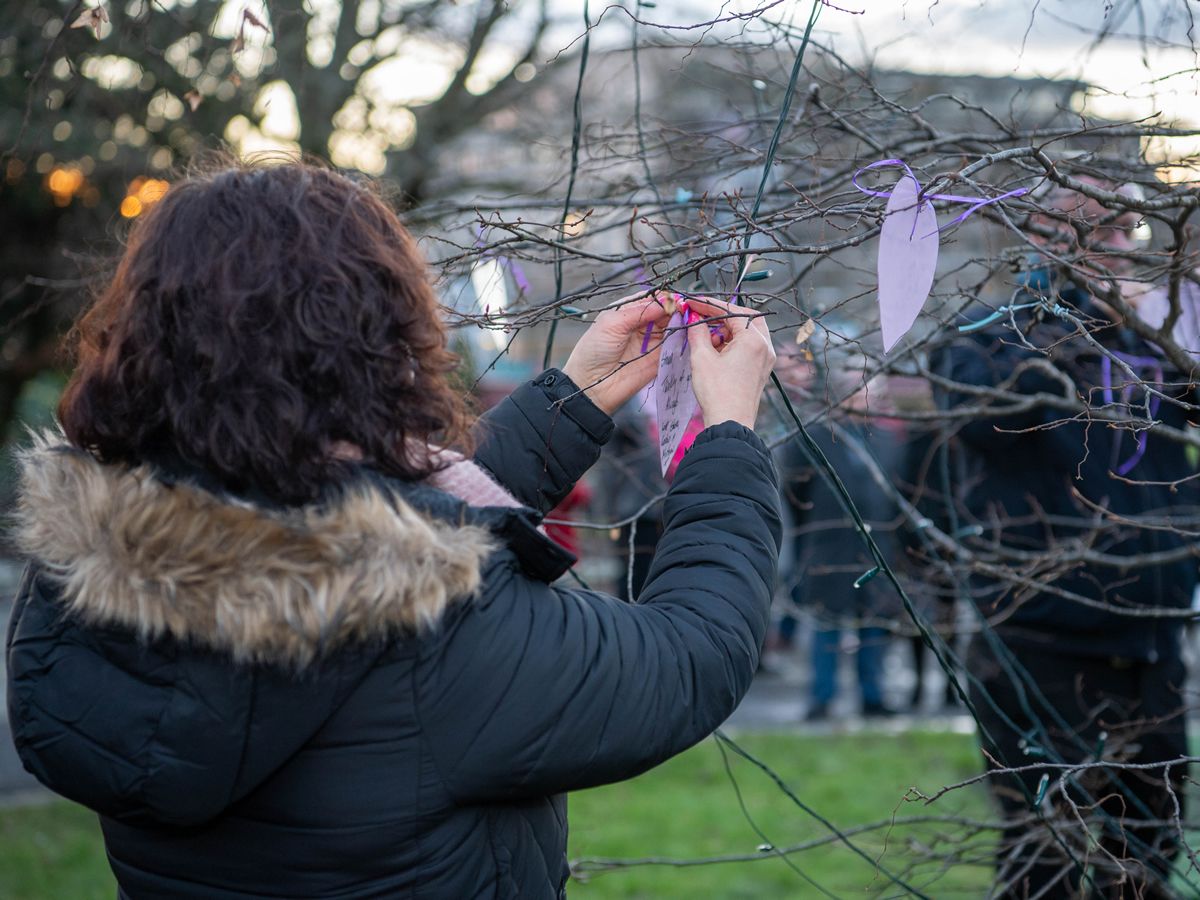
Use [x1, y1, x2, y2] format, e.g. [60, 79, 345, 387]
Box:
[654, 310, 699, 476]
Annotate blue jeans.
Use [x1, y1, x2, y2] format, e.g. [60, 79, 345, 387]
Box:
[811, 626, 887, 707]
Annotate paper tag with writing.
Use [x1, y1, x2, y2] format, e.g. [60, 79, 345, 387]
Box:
[654, 310, 699, 476]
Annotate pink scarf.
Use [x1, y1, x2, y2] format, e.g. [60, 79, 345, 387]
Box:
[331, 440, 533, 519]
[425, 451, 526, 511]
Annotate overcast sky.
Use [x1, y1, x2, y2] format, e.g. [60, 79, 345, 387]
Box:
[746, 0, 1200, 123]
[232, 1, 1200, 171]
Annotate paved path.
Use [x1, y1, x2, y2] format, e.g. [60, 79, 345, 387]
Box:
[723, 642, 975, 734]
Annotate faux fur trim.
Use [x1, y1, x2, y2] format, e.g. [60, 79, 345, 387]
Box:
[13, 431, 497, 667]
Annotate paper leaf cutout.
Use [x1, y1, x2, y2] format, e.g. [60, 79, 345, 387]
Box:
[654, 311, 699, 476]
[795, 318, 815, 345]
[877, 174, 939, 352]
[70, 6, 109, 39]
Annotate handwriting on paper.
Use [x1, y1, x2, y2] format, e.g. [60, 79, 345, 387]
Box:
[655, 310, 699, 476]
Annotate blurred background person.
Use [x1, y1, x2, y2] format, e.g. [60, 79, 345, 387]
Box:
[890, 377, 964, 713]
[780, 368, 903, 721]
[937, 178, 1197, 898]
[594, 392, 668, 601]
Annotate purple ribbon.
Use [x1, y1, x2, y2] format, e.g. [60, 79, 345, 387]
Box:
[472, 224, 531, 296]
[1100, 352, 1163, 476]
[504, 258, 531, 294]
[635, 267, 657, 353]
[640, 322, 654, 353]
[632, 272, 724, 355]
[852, 158, 1027, 238]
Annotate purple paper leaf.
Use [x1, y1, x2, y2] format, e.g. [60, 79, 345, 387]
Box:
[654, 311, 699, 476]
[877, 175, 939, 352]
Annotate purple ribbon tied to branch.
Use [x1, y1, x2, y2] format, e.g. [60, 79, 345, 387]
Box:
[1100, 352, 1164, 476]
[853, 159, 1027, 352]
[471, 224, 531, 305]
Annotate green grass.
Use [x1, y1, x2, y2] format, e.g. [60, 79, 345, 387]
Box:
[0, 800, 115, 900]
[569, 730, 991, 898]
[0, 731, 991, 899]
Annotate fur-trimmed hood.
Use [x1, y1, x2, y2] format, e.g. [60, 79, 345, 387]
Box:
[6, 376, 614, 842]
[12, 431, 497, 667]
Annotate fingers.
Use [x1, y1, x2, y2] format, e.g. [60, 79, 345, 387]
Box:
[684, 296, 741, 326]
[608, 292, 745, 325]
[595, 291, 765, 351]
[601, 291, 674, 331]
[687, 316, 718, 362]
[689, 314, 775, 427]
[690, 301, 766, 351]
[684, 296, 755, 329]
[687, 300, 772, 355]
[681, 296, 729, 315]
[745, 310, 774, 352]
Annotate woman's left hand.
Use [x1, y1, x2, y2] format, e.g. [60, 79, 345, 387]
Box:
[561, 292, 676, 415]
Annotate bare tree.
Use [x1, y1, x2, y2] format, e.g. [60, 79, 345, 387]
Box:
[7, 0, 1200, 894]
[0, 0, 566, 460]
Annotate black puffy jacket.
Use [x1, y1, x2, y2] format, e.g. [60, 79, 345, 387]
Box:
[6, 370, 781, 899]
[937, 280, 1200, 661]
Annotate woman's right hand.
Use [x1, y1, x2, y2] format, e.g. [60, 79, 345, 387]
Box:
[686, 299, 776, 428]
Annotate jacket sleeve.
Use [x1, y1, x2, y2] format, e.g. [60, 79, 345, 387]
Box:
[414, 422, 781, 800]
[472, 369, 614, 515]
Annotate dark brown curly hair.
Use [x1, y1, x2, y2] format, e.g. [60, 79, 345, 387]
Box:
[58, 158, 474, 505]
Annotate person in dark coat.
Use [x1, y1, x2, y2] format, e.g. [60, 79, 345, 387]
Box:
[780, 380, 903, 720]
[892, 415, 963, 712]
[593, 398, 668, 600]
[6, 161, 780, 899]
[937, 182, 1198, 898]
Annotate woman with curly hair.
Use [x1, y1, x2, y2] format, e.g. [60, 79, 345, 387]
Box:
[7, 160, 778, 899]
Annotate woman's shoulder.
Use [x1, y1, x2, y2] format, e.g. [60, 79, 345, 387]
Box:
[12, 439, 497, 668]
